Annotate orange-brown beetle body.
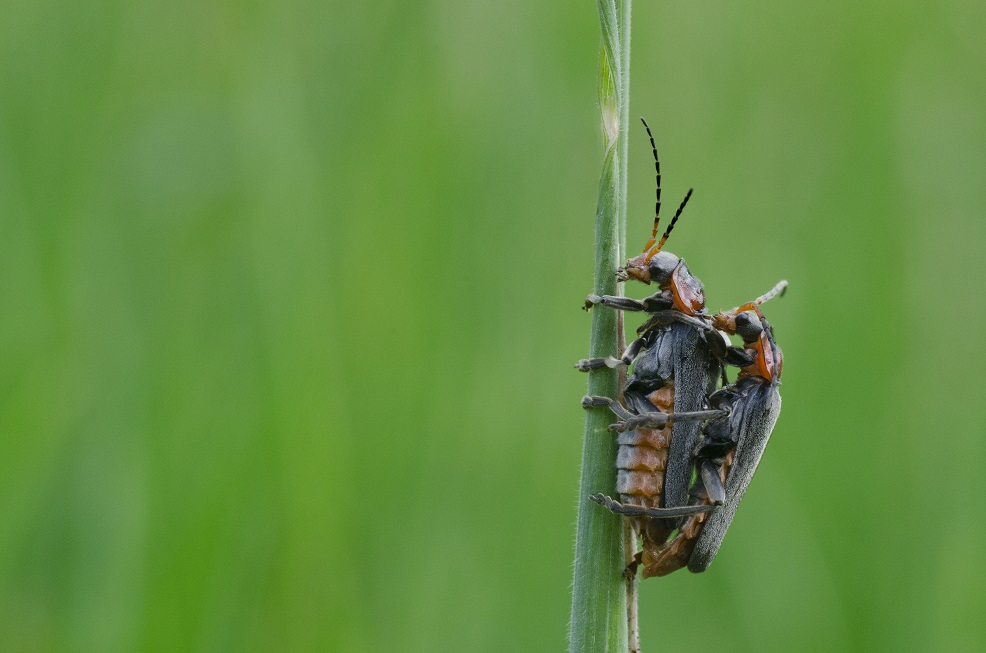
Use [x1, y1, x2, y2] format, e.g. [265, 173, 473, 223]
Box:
[579, 118, 786, 578]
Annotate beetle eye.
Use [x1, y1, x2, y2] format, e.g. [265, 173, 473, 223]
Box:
[734, 311, 763, 341]
[647, 251, 679, 285]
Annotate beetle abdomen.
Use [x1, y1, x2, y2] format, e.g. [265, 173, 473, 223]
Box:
[615, 437, 667, 502]
[616, 386, 673, 509]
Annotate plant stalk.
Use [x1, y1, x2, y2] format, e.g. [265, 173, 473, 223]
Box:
[569, 2, 633, 652]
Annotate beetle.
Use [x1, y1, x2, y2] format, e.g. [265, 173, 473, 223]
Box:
[618, 283, 786, 576]
[577, 118, 732, 577]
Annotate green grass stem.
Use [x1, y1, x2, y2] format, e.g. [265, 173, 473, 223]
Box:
[569, 2, 632, 652]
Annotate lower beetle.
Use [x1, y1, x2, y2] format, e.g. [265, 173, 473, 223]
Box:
[589, 281, 786, 577]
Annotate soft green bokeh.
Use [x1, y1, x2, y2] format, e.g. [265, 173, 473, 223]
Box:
[1, 1, 984, 651]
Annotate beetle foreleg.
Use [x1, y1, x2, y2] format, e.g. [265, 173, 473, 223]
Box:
[722, 347, 757, 368]
[590, 493, 715, 518]
[637, 309, 711, 336]
[583, 291, 673, 313]
[702, 325, 759, 369]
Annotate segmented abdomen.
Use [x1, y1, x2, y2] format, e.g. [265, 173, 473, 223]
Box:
[616, 385, 673, 509]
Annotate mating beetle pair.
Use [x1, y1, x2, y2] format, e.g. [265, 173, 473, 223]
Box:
[577, 119, 786, 577]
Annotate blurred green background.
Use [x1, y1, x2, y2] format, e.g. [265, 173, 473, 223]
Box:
[1, 0, 984, 650]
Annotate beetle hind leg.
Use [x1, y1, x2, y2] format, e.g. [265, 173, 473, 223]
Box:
[589, 493, 715, 518]
[583, 397, 728, 432]
[612, 408, 729, 432]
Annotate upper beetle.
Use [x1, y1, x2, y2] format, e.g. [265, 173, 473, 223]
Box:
[578, 119, 724, 576]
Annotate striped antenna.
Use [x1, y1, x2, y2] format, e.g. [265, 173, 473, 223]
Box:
[640, 117, 662, 253]
[645, 188, 693, 263]
[755, 280, 788, 306]
[729, 280, 789, 318]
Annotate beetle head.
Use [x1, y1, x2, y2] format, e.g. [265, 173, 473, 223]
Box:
[713, 309, 758, 340]
[617, 250, 678, 284]
[712, 280, 788, 382]
[617, 187, 694, 283]
[712, 280, 787, 340]
[734, 311, 765, 343]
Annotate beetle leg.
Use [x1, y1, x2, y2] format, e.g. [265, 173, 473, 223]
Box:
[590, 493, 715, 518]
[722, 346, 757, 368]
[574, 356, 623, 371]
[583, 291, 674, 313]
[702, 324, 759, 369]
[581, 395, 635, 421]
[575, 333, 648, 371]
[583, 398, 729, 432]
[584, 294, 646, 312]
[609, 408, 729, 433]
[637, 309, 711, 335]
[698, 460, 726, 505]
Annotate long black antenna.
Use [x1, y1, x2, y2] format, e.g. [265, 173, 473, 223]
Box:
[640, 117, 661, 252]
[649, 188, 693, 260]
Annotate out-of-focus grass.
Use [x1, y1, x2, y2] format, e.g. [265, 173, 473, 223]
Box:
[0, 1, 985, 651]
